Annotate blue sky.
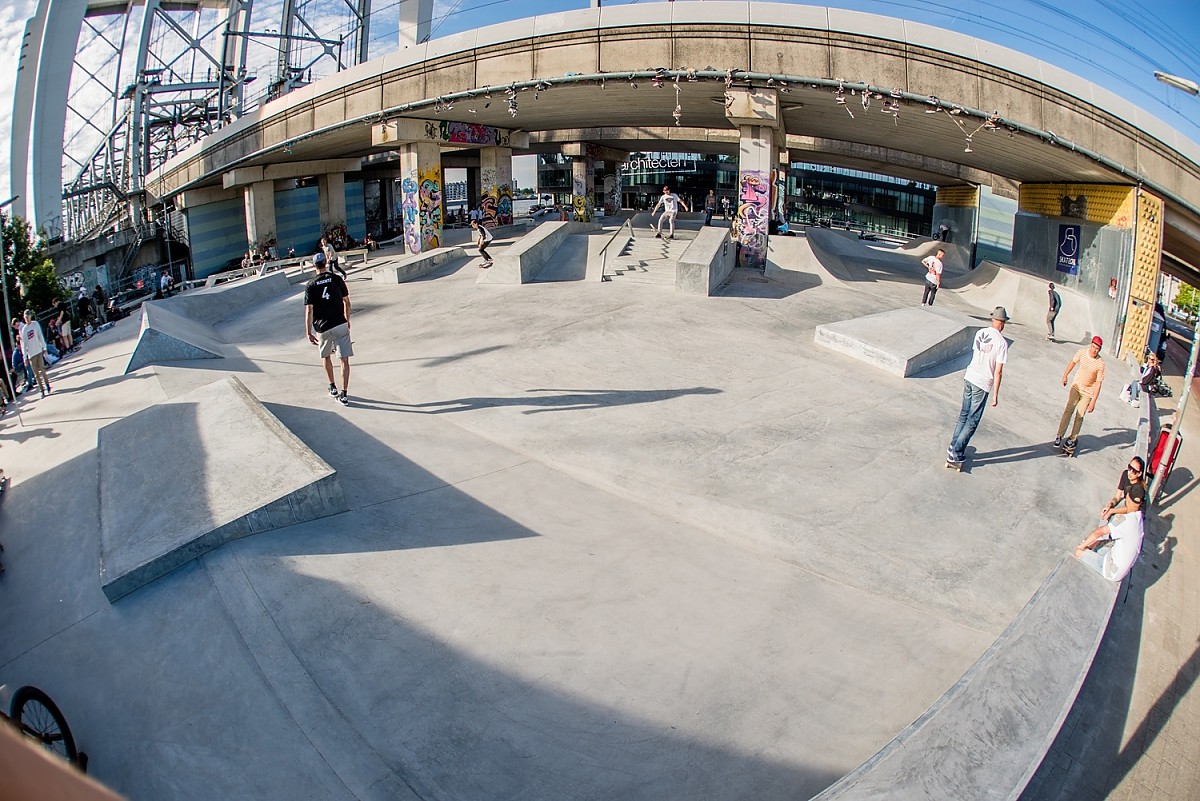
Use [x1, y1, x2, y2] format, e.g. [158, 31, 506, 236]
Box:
[2, 0, 1199, 203]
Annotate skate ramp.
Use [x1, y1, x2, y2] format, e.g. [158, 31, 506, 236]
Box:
[814, 306, 978, 377]
[947, 261, 1095, 342]
[125, 271, 291, 373]
[98, 376, 347, 602]
[804, 228, 947, 285]
[891, 237, 972, 273]
[125, 301, 227, 374]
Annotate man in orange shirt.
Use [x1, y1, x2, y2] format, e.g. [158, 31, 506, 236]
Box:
[1055, 335, 1106, 456]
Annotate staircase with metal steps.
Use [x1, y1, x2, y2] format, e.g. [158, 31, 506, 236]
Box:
[604, 231, 695, 285]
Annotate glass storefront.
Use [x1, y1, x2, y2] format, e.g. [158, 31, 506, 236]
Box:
[537, 152, 937, 236]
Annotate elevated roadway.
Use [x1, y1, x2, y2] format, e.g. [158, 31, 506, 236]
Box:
[144, 2, 1200, 277]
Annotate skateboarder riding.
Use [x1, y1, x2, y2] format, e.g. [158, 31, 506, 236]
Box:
[947, 307, 1009, 469]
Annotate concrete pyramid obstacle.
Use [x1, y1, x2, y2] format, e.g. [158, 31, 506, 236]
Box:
[124, 301, 225, 373]
[99, 376, 348, 602]
[815, 306, 980, 377]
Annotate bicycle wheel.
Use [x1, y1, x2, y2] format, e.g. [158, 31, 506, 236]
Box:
[11, 686, 78, 763]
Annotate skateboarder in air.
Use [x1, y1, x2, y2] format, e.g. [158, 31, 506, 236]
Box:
[947, 307, 1009, 469]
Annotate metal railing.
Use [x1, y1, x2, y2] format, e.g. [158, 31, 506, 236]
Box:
[597, 218, 635, 280]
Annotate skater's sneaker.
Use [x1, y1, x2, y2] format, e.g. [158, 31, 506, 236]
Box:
[1059, 438, 1076, 456]
[946, 448, 959, 463]
[329, 383, 338, 398]
[336, 390, 349, 406]
[1052, 437, 1062, 449]
[654, 232, 662, 239]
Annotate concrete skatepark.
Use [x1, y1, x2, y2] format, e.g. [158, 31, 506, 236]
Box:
[0, 220, 1182, 799]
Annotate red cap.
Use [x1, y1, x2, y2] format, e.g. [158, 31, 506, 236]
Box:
[1091, 336, 1103, 348]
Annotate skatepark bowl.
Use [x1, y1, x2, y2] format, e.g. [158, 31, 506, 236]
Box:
[0, 220, 1149, 800]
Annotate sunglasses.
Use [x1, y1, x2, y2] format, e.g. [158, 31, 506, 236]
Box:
[1128, 464, 1142, 474]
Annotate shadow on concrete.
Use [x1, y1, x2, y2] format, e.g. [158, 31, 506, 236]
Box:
[721, 268, 820, 299]
[53, 370, 157, 395]
[215, 533, 849, 801]
[1153, 467, 1196, 511]
[0, 426, 62, 443]
[396, 386, 721, 415]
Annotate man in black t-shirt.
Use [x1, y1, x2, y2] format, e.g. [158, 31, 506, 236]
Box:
[303, 260, 353, 405]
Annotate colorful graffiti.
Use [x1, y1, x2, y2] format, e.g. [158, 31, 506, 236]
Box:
[422, 120, 511, 147]
[401, 175, 421, 254]
[737, 170, 770, 268]
[603, 174, 620, 216]
[418, 165, 443, 251]
[571, 165, 594, 222]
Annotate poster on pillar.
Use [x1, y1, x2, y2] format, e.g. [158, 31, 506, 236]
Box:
[1056, 224, 1080, 275]
[401, 175, 421, 254]
[737, 170, 770, 268]
[418, 165, 443, 251]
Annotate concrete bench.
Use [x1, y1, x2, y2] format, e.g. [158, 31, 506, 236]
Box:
[204, 266, 259, 288]
[339, 247, 370, 266]
[372, 247, 467, 284]
[676, 228, 736, 295]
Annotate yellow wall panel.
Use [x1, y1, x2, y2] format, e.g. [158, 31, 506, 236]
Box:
[935, 186, 979, 208]
[1120, 190, 1164, 359]
[1018, 184, 1135, 228]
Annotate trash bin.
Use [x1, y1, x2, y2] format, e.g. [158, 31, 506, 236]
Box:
[1150, 424, 1183, 483]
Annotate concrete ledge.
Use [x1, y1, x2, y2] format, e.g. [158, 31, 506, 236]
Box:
[98, 377, 348, 603]
[372, 247, 466, 284]
[477, 220, 599, 285]
[815, 307, 978, 377]
[676, 227, 736, 295]
[813, 556, 1118, 801]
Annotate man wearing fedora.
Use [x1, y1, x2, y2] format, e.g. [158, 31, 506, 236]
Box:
[1055, 335, 1107, 456]
[947, 306, 1010, 468]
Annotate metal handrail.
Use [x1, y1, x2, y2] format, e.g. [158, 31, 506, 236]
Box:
[597, 218, 635, 280]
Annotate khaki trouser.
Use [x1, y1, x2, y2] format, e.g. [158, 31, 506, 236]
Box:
[28, 351, 49, 394]
[1056, 384, 1092, 440]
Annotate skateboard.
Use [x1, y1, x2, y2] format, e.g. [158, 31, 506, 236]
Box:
[1057, 440, 1077, 458]
[945, 458, 963, 472]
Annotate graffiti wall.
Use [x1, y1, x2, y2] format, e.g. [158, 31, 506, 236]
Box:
[603, 173, 621, 216]
[737, 170, 770, 268]
[418, 164, 443, 251]
[401, 175, 421, 254]
[480, 166, 514, 228]
[423, 121, 511, 147]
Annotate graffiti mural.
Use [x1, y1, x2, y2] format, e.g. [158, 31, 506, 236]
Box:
[401, 175, 421, 254]
[59, 271, 85, 291]
[571, 162, 594, 222]
[418, 165, 443, 251]
[604, 174, 620, 216]
[771, 168, 786, 224]
[423, 121, 511, 147]
[737, 170, 770, 269]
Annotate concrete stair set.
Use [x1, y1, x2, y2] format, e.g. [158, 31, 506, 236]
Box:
[605, 231, 695, 284]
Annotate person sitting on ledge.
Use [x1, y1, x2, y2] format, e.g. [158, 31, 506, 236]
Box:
[1074, 456, 1146, 581]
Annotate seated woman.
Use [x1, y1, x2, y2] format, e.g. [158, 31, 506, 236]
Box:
[1127, 352, 1161, 406]
[1074, 457, 1147, 581]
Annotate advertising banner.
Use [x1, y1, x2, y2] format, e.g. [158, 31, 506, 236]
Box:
[1056, 224, 1080, 275]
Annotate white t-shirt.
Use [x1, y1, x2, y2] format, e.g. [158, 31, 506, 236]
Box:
[477, 225, 493, 243]
[161, 273, 170, 290]
[923, 254, 944, 285]
[963, 327, 1008, 393]
[1103, 511, 1144, 581]
[659, 193, 681, 215]
[20, 321, 46, 357]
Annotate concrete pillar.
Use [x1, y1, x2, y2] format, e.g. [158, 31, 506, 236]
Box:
[466, 166, 481, 216]
[736, 125, 773, 269]
[399, 141, 443, 255]
[243, 181, 276, 252]
[603, 161, 622, 215]
[570, 158, 595, 222]
[772, 154, 787, 228]
[480, 147, 514, 227]
[318, 173, 347, 235]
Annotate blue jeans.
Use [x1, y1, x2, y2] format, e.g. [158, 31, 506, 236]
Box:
[949, 380, 989, 460]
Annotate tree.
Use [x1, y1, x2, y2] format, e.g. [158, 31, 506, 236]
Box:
[1175, 283, 1200, 322]
[1, 213, 65, 348]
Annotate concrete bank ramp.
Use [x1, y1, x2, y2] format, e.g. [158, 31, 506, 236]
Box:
[98, 376, 347, 602]
[946, 261, 1095, 342]
[814, 556, 1117, 801]
[125, 272, 290, 373]
[803, 228, 973, 285]
[815, 306, 978, 377]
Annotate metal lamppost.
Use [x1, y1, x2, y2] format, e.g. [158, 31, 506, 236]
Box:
[0, 196, 20, 405]
[1149, 73, 1199, 501]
